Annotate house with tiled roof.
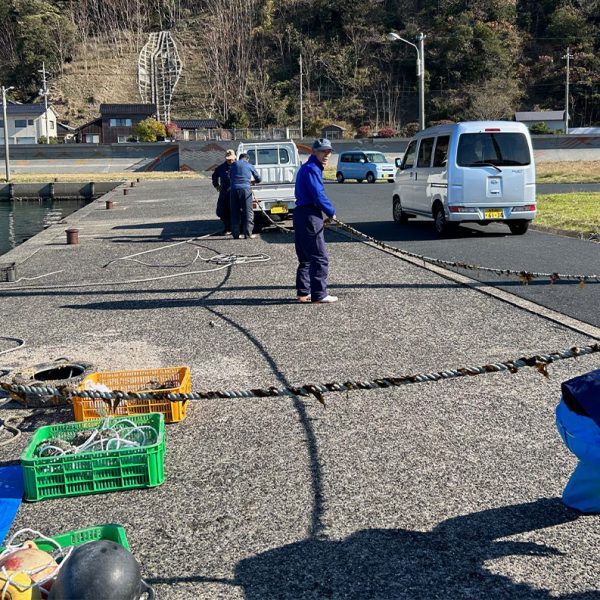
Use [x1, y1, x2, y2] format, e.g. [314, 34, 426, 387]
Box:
[0, 103, 59, 144]
[98, 103, 157, 143]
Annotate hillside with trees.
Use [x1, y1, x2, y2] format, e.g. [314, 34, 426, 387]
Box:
[1, 0, 599, 136]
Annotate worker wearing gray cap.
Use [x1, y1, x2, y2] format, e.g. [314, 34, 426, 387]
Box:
[293, 138, 338, 303]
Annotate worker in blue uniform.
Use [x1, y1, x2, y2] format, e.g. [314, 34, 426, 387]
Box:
[212, 149, 236, 235]
[229, 153, 261, 239]
[293, 138, 338, 303]
[556, 368, 600, 512]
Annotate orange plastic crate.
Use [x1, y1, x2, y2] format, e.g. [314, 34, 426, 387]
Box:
[73, 366, 191, 423]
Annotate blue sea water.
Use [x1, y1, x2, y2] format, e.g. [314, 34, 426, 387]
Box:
[0, 198, 91, 257]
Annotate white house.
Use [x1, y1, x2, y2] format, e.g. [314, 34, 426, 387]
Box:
[0, 103, 59, 144]
[514, 110, 565, 132]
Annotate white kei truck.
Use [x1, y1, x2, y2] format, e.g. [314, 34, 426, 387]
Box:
[236, 140, 300, 230]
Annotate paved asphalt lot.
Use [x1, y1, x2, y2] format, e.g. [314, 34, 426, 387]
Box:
[1, 178, 600, 599]
[329, 182, 600, 328]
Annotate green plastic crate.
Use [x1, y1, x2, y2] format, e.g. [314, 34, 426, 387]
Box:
[0, 524, 130, 554]
[21, 413, 165, 501]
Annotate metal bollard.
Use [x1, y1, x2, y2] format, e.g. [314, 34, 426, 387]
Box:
[130, 181, 136, 187]
[136, 177, 141, 183]
[66, 228, 79, 245]
[123, 188, 129, 195]
[8, 183, 14, 200]
[48, 182, 55, 199]
[105, 200, 113, 210]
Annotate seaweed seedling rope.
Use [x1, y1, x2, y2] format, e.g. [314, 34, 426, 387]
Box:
[331, 220, 600, 284]
[2, 344, 599, 406]
[255, 203, 598, 284]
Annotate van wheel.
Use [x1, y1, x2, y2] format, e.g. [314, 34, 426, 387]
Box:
[508, 220, 530, 235]
[433, 205, 453, 237]
[336, 172, 344, 183]
[366, 172, 376, 184]
[393, 197, 408, 224]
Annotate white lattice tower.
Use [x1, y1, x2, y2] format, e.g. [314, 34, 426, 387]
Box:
[138, 31, 182, 123]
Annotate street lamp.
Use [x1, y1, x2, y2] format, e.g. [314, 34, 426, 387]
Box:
[1, 85, 14, 182]
[387, 31, 426, 130]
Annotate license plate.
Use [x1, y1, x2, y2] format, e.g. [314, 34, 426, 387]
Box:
[270, 203, 288, 214]
[484, 208, 503, 219]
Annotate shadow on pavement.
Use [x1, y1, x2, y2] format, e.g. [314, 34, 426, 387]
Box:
[148, 498, 591, 600]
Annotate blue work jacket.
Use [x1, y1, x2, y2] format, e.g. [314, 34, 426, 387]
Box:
[230, 160, 261, 190]
[294, 155, 336, 218]
[212, 161, 232, 191]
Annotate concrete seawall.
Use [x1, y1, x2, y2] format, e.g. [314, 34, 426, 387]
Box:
[0, 181, 121, 200]
[0, 135, 598, 178]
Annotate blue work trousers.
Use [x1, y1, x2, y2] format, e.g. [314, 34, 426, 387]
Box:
[556, 398, 600, 513]
[230, 188, 254, 238]
[293, 204, 329, 301]
[216, 190, 231, 232]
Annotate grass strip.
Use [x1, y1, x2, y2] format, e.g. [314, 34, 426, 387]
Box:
[536, 193, 600, 235]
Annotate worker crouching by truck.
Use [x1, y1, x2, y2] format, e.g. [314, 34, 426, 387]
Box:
[212, 149, 236, 235]
[294, 138, 338, 304]
[230, 153, 262, 239]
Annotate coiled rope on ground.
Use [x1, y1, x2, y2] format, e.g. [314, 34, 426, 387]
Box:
[2, 344, 598, 406]
[0, 232, 271, 292]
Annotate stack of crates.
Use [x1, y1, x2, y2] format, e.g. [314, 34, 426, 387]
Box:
[73, 366, 191, 423]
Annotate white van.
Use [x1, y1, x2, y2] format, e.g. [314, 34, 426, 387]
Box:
[392, 121, 536, 235]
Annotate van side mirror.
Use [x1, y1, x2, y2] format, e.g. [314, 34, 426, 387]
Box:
[395, 157, 402, 169]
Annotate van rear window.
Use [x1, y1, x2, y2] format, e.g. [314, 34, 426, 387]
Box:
[457, 133, 531, 167]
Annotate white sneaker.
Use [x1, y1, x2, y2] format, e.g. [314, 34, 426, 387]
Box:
[313, 295, 338, 303]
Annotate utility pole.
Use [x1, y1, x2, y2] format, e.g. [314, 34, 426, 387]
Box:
[39, 62, 50, 144]
[299, 53, 304, 140]
[418, 32, 426, 131]
[562, 48, 573, 134]
[2, 85, 13, 182]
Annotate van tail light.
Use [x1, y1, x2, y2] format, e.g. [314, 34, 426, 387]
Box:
[252, 201, 258, 209]
[523, 204, 536, 211]
[449, 206, 476, 213]
[485, 128, 501, 131]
